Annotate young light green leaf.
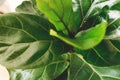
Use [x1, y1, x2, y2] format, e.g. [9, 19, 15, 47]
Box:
[36, 0, 81, 35]
[50, 22, 107, 50]
[0, 13, 70, 69]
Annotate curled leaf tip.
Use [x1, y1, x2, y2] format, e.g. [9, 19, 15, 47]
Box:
[50, 29, 57, 36]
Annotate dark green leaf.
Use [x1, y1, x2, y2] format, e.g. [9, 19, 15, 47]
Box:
[110, 1, 120, 10]
[0, 13, 70, 69]
[72, 0, 109, 30]
[75, 40, 120, 66]
[105, 27, 120, 40]
[67, 53, 120, 80]
[105, 18, 120, 40]
[9, 54, 69, 80]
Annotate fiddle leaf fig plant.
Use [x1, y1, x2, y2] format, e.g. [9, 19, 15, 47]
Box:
[0, 0, 120, 80]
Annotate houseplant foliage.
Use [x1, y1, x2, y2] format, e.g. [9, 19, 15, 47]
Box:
[0, 0, 120, 80]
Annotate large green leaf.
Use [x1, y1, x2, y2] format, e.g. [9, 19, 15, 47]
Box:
[0, 13, 70, 69]
[75, 40, 120, 66]
[36, 0, 81, 35]
[50, 22, 107, 50]
[9, 54, 69, 80]
[66, 53, 120, 80]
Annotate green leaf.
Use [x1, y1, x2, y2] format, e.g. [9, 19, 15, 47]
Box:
[75, 40, 120, 66]
[74, 4, 120, 65]
[72, 0, 94, 26]
[16, 1, 36, 15]
[105, 27, 120, 40]
[72, 0, 108, 29]
[67, 53, 120, 80]
[0, 13, 70, 69]
[36, 0, 111, 35]
[105, 17, 120, 40]
[50, 22, 107, 50]
[110, 1, 120, 10]
[30, 0, 44, 16]
[36, 0, 81, 35]
[9, 54, 69, 80]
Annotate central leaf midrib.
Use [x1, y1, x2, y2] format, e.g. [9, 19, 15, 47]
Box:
[45, 0, 71, 35]
[74, 53, 103, 80]
[0, 25, 53, 42]
[19, 14, 50, 33]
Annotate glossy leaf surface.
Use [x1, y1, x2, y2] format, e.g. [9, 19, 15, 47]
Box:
[75, 39, 120, 66]
[0, 13, 70, 69]
[36, 0, 81, 35]
[50, 22, 107, 50]
[1, 0, 120, 80]
[9, 54, 69, 80]
[67, 53, 120, 80]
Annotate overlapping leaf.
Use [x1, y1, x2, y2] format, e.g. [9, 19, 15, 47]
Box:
[8, 53, 120, 80]
[64, 53, 120, 80]
[36, 0, 113, 35]
[1, 0, 120, 80]
[110, 0, 120, 10]
[30, 0, 44, 16]
[73, 0, 120, 66]
[106, 17, 120, 40]
[36, 0, 82, 35]
[16, 1, 36, 15]
[75, 40, 120, 66]
[0, 13, 70, 69]
[50, 22, 107, 50]
[9, 54, 69, 80]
